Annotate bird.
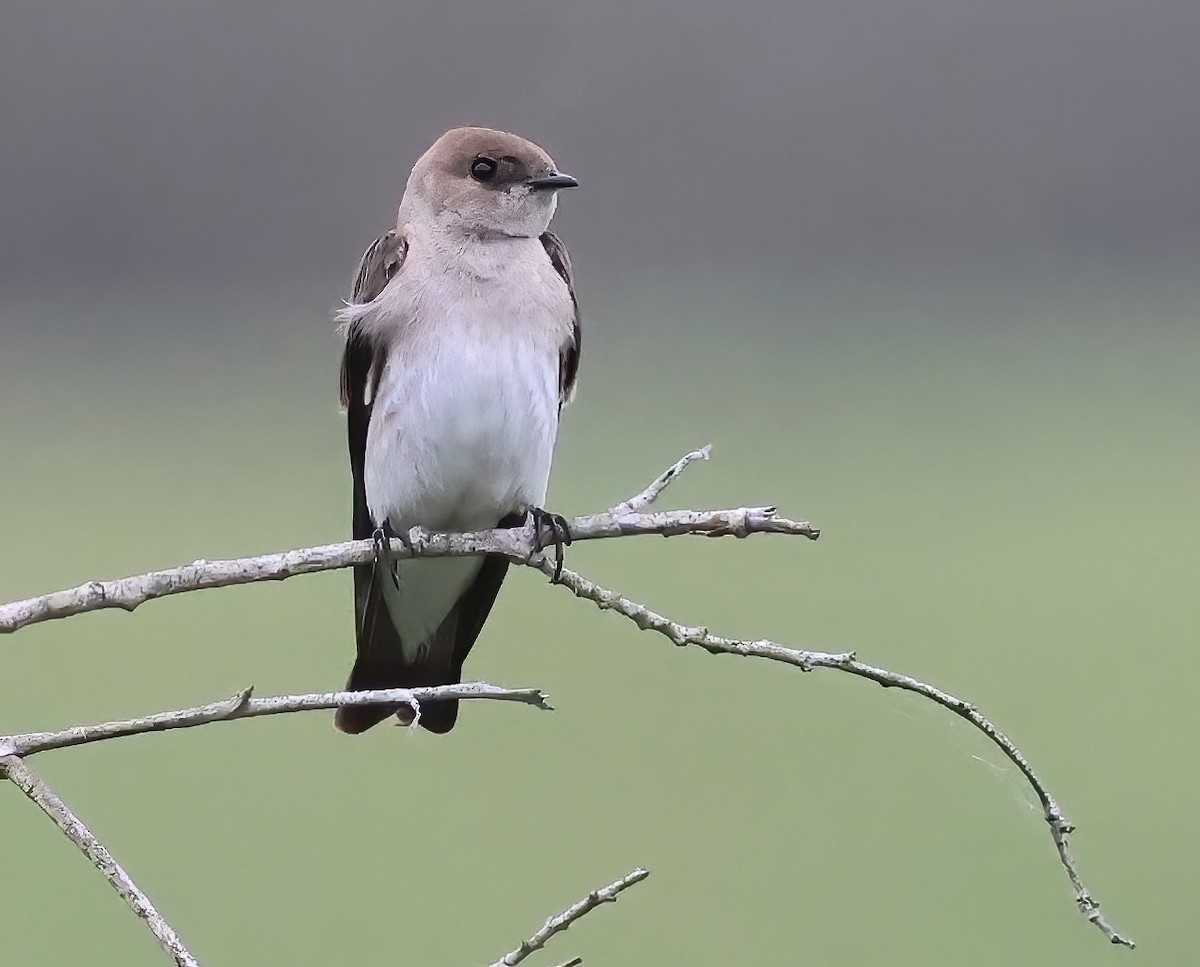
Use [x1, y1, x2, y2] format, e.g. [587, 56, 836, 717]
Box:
[333, 127, 580, 734]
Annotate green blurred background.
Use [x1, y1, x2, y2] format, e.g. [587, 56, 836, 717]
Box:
[3, 3, 1199, 964]
[4, 267, 1197, 964]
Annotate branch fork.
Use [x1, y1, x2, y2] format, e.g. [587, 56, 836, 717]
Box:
[0, 444, 1133, 963]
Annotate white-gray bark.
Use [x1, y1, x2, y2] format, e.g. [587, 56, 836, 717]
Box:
[0, 446, 1133, 962]
[0, 755, 201, 967]
[0, 506, 816, 634]
[489, 868, 650, 967]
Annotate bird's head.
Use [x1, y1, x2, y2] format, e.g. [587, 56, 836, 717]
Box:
[400, 126, 577, 239]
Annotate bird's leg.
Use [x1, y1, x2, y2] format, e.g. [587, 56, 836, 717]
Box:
[371, 521, 405, 590]
[529, 507, 573, 583]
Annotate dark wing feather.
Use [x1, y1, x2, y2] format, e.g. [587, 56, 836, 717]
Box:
[347, 231, 405, 324]
[334, 231, 409, 734]
[341, 230, 405, 622]
[540, 231, 581, 407]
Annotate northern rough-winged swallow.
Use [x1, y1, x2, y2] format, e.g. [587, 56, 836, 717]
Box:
[333, 127, 580, 734]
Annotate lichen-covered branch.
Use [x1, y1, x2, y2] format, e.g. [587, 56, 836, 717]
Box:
[0, 496, 816, 635]
[0, 446, 1132, 951]
[0, 681, 553, 967]
[525, 550, 1133, 947]
[489, 868, 650, 967]
[0, 756, 201, 967]
[0, 682, 550, 759]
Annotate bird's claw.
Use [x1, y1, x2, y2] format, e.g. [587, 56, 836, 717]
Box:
[530, 507, 572, 583]
[372, 523, 403, 590]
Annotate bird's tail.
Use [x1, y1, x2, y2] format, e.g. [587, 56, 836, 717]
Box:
[333, 651, 461, 735]
[336, 518, 520, 736]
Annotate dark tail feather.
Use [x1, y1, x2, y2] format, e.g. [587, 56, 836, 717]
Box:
[336, 554, 462, 734]
[334, 652, 461, 735]
[333, 651, 406, 734]
[337, 516, 519, 736]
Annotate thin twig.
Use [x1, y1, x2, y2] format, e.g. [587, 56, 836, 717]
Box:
[593, 450, 1131, 946]
[0, 682, 550, 758]
[0, 682, 550, 965]
[489, 868, 650, 967]
[530, 551, 1133, 947]
[0, 756, 200, 967]
[609, 444, 711, 515]
[0, 506, 816, 635]
[0, 447, 1131, 948]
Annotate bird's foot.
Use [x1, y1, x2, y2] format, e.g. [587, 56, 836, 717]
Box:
[371, 522, 405, 590]
[529, 507, 573, 584]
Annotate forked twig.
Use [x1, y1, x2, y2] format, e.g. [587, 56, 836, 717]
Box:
[0, 446, 1132, 955]
[489, 868, 650, 967]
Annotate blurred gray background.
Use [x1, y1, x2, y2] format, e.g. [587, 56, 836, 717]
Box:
[4, 0, 1199, 283]
[2, 3, 1197, 965]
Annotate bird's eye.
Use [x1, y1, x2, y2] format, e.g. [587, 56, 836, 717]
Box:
[470, 156, 498, 182]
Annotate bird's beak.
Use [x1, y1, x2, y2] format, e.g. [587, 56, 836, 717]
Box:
[526, 172, 579, 191]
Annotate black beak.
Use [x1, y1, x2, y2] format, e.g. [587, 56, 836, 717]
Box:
[526, 172, 579, 191]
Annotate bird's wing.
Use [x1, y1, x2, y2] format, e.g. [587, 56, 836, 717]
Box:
[340, 227, 406, 575]
[540, 231, 581, 407]
[335, 230, 410, 734]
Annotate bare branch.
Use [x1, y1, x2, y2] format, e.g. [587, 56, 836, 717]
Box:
[489, 868, 650, 967]
[609, 443, 711, 514]
[0, 447, 1131, 949]
[0, 682, 550, 758]
[0, 680, 549, 964]
[0, 756, 200, 967]
[0, 507, 815, 635]
[529, 556, 1135, 948]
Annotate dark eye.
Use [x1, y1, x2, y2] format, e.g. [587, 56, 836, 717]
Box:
[470, 156, 498, 182]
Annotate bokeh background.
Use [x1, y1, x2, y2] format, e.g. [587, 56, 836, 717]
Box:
[2, 2, 1198, 964]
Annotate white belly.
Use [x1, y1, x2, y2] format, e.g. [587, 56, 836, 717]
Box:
[364, 323, 560, 660]
[383, 555, 483, 660]
[364, 324, 559, 533]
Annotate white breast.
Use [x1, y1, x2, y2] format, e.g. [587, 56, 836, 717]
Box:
[368, 322, 560, 532]
[354, 233, 573, 658]
[362, 233, 572, 531]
